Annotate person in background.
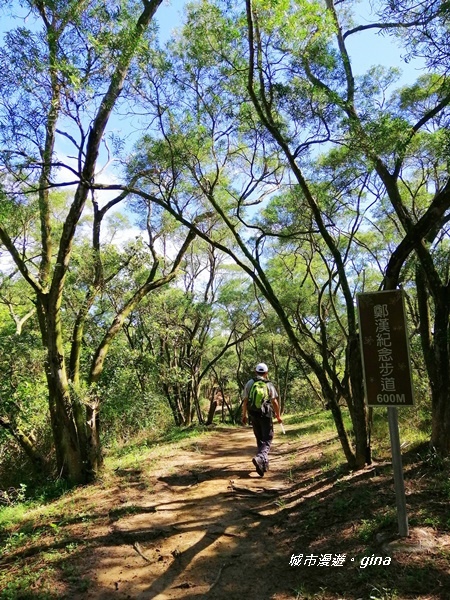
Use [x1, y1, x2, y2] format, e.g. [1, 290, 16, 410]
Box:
[242, 363, 282, 477]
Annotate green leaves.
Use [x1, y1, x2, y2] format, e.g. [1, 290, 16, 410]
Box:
[252, 0, 335, 46]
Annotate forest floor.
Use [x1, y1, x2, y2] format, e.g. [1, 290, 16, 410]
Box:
[1, 413, 450, 599]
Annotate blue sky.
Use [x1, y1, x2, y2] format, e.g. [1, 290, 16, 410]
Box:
[0, 0, 425, 84]
[153, 0, 426, 82]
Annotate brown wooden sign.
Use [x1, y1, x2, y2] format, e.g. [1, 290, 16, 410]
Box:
[357, 290, 414, 407]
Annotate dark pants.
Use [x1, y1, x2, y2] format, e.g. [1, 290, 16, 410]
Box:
[250, 413, 274, 470]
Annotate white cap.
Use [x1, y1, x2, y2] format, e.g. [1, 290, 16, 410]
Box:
[255, 362, 268, 373]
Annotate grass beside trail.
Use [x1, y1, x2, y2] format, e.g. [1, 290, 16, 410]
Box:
[0, 424, 216, 599]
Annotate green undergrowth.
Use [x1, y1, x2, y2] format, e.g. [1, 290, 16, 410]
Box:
[0, 423, 217, 598]
[106, 422, 215, 464]
[2, 424, 213, 516]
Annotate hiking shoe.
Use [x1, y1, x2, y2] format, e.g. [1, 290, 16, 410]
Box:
[252, 457, 264, 477]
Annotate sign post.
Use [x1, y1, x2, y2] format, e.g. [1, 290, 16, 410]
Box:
[357, 290, 414, 537]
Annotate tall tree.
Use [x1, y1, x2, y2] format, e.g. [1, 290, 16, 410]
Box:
[0, 0, 177, 484]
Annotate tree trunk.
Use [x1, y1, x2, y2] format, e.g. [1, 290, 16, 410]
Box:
[46, 350, 84, 482]
[415, 256, 450, 456]
[431, 396, 450, 455]
[86, 400, 102, 480]
[346, 334, 371, 467]
[206, 400, 217, 426]
[163, 383, 183, 426]
[0, 416, 47, 472]
[326, 398, 357, 469]
[428, 295, 450, 455]
[38, 295, 85, 484]
[184, 391, 193, 425]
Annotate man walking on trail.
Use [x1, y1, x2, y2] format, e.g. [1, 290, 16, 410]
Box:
[242, 363, 283, 477]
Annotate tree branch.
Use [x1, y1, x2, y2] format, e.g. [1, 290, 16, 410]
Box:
[88, 227, 196, 385]
[0, 226, 43, 296]
[343, 16, 436, 40]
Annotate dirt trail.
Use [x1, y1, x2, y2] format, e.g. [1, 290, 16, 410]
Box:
[77, 426, 301, 600]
